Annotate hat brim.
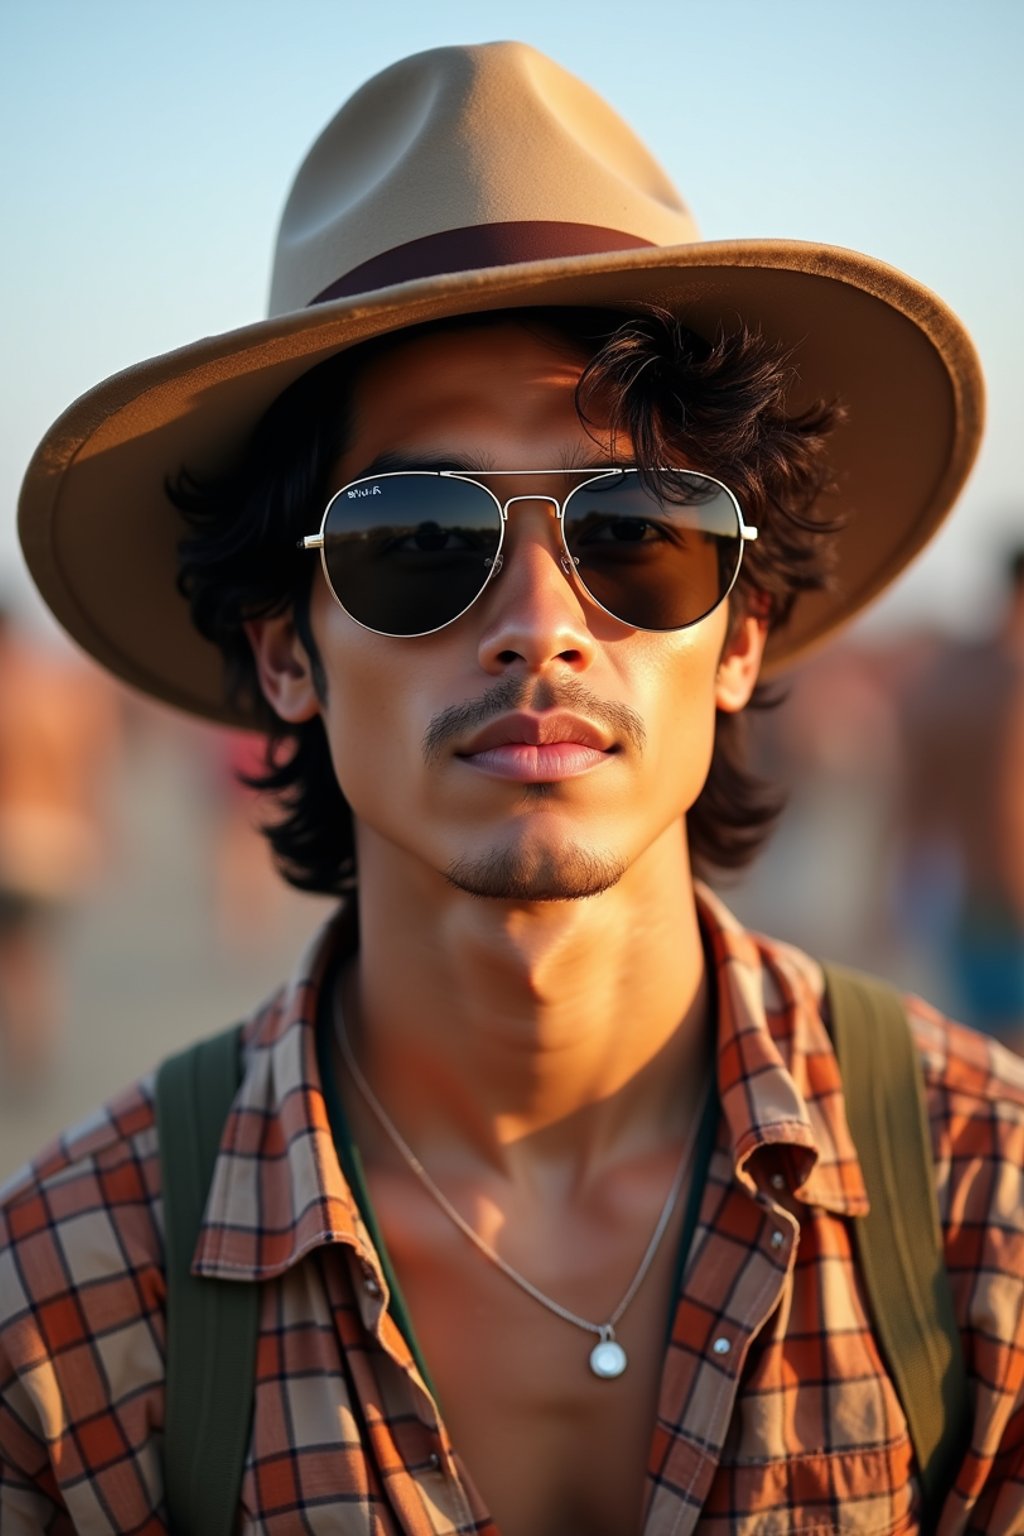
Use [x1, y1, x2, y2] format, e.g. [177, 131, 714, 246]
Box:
[18, 238, 984, 726]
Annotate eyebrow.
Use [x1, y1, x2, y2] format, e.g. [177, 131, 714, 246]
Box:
[347, 448, 630, 482]
[351, 451, 489, 479]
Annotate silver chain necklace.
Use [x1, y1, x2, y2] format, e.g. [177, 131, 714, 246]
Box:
[339, 1024, 709, 1381]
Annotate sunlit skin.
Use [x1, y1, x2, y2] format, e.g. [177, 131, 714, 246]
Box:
[248, 320, 766, 1536]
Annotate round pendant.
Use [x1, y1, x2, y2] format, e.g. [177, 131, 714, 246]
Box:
[589, 1338, 628, 1379]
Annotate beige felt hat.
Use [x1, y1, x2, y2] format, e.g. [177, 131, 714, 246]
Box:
[18, 40, 984, 725]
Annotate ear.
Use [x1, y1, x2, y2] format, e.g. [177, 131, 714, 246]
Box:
[244, 612, 321, 723]
[715, 610, 768, 714]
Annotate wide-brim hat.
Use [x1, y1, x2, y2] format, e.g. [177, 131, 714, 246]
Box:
[18, 41, 984, 726]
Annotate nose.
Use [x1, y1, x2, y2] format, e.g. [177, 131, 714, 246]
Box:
[475, 497, 597, 676]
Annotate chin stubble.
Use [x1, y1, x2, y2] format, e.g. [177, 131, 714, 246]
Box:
[444, 841, 628, 902]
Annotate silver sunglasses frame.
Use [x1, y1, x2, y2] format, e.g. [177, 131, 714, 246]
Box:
[301, 467, 759, 639]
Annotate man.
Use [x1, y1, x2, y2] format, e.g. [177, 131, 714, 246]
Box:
[2, 41, 1022, 1536]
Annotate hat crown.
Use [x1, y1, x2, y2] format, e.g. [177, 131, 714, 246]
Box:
[269, 41, 700, 315]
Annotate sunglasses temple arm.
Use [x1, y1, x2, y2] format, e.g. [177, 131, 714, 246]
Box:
[740, 522, 759, 542]
[299, 535, 324, 551]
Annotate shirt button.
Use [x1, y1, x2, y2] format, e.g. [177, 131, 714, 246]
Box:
[770, 1230, 785, 1249]
[428, 1452, 441, 1472]
[363, 1272, 382, 1297]
[770, 1173, 785, 1191]
[712, 1336, 731, 1356]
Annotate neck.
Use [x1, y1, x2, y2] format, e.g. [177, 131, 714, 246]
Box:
[336, 824, 711, 1180]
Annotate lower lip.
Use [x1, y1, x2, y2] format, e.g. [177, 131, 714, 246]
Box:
[459, 744, 613, 781]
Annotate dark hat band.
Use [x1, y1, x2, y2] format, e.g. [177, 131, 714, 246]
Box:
[310, 221, 656, 304]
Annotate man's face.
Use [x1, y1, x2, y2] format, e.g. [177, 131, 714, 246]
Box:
[258, 319, 764, 902]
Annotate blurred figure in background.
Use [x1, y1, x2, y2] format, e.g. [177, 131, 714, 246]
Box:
[0, 607, 120, 1080]
[899, 546, 1024, 1049]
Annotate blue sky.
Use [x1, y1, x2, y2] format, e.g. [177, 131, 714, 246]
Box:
[3, 0, 1021, 641]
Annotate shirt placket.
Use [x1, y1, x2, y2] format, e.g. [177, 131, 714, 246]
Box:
[345, 1244, 489, 1536]
[643, 1184, 799, 1536]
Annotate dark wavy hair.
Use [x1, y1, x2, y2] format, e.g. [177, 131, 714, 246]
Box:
[174, 306, 842, 894]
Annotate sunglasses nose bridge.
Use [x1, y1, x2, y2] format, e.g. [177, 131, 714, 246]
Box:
[493, 492, 577, 585]
[498, 492, 562, 517]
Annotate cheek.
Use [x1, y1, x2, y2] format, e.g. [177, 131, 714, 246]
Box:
[309, 594, 401, 806]
[309, 589, 443, 831]
[322, 658, 416, 823]
[634, 617, 727, 777]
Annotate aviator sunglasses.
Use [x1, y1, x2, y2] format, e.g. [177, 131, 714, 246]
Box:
[301, 468, 758, 638]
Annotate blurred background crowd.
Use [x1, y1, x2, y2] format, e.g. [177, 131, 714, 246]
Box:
[1, 541, 1022, 1182]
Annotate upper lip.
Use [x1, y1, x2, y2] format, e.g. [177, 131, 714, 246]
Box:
[458, 712, 616, 755]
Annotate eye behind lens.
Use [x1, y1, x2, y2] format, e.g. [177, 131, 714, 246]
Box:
[562, 471, 742, 631]
[320, 472, 502, 636]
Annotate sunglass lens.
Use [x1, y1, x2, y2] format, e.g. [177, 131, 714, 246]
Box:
[321, 475, 501, 635]
[562, 471, 743, 629]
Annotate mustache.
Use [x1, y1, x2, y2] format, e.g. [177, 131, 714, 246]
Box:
[422, 676, 647, 763]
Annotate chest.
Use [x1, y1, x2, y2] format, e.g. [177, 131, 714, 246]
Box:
[389, 1192, 688, 1536]
[234, 1171, 921, 1536]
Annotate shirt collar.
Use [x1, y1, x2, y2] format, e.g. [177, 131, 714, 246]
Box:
[191, 901, 374, 1281]
[697, 883, 868, 1216]
[192, 886, 867, 1282]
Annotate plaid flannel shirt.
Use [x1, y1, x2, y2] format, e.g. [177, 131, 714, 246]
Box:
[2, 885, 1023, 1534]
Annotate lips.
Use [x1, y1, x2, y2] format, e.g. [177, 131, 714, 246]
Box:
[456, 712, 617, 782]
[457, 712, 616, 756]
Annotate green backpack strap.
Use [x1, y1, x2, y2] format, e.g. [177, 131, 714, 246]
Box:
[155, 1024, 259, 1536]
[822, 963, 970, 1526]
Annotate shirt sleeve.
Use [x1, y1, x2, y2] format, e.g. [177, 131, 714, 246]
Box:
[0, 1096, 171, 1535]
[0, 1338, 74, 1534]
[917, 1007, 1024, 1533]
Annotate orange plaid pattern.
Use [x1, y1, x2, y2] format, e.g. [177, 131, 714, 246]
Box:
[2, 887, 1023, 1533]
